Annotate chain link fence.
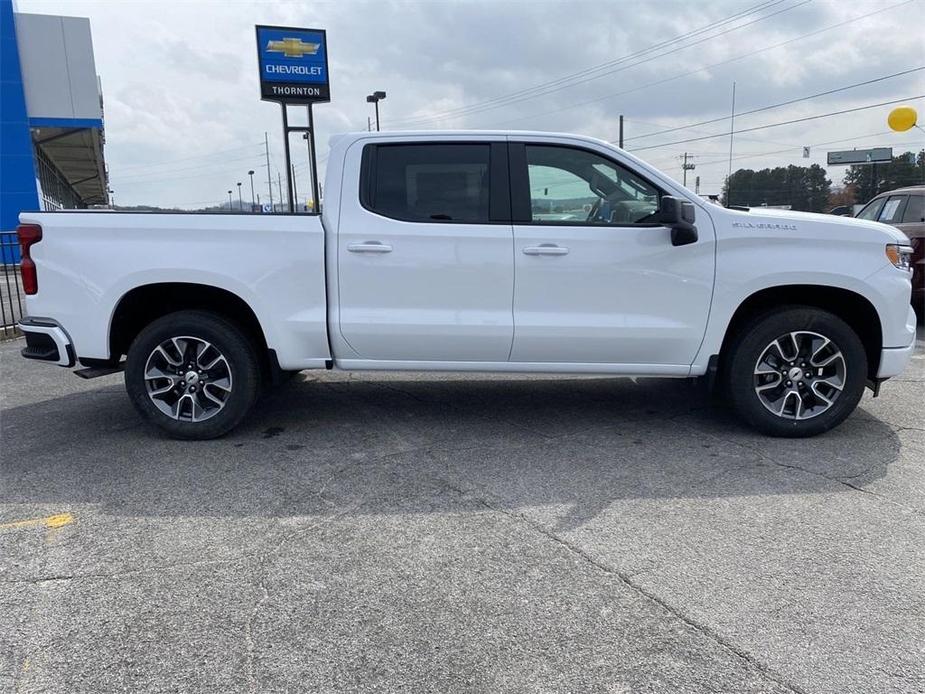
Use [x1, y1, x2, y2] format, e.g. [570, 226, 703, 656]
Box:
[1, 232, 24, 340]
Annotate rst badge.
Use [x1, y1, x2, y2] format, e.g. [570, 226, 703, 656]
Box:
[256, 25, 330, 103]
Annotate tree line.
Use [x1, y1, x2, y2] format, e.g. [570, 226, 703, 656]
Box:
[721, 150, 924, 212]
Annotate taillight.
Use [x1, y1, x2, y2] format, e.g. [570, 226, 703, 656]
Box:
[17, 224, 42, 295]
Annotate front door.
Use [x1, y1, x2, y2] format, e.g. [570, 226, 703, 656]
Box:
[508, 141, 714, 367]
[337, 140, 514, 362]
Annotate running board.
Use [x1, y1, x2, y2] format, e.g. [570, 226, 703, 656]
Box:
[74, 362, 125, 379]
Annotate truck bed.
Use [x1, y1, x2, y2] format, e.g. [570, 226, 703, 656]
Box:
[18, 211, 331, 369]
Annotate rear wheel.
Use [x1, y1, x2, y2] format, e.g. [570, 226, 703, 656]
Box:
[125, 310, 260, 439]
[725, 307, 867, 437]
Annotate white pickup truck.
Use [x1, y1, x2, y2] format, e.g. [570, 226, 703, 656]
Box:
[17, 131, 917, 439]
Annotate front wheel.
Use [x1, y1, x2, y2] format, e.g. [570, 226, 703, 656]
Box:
[725, 307, 867, 437]
[125, 310, 261, 439]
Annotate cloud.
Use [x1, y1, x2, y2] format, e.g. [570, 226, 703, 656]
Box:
[16, 0, 925, 204]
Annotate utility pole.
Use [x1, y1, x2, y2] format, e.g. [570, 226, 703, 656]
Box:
[264, 132, 273, 211]
[277, 171, 284, 212]
[291, 164, 299, 212]
[726, 81, 736, 204]
[367, 116, 372, 132]
[618, 115, 624, 149]
[695, 176, 701, 195]
[681, 152, 696, 187]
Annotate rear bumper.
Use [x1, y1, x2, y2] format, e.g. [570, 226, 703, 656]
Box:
[18, 317, 75, 367]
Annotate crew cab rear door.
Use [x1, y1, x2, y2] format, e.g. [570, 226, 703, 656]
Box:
[336, 139, 514, 362]
[507, 138, 714, 368]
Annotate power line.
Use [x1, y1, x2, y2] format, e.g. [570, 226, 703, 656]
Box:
[388, 0, 788, 125]
[390, 0, 810, 126]
[115, 143, 264, 171]
[627, 96, 925, 152]
[485, 0, 914, 129]
[624, 67, 924, 143]
[647, 130, 895, 170]
[115, 153, 265, 182]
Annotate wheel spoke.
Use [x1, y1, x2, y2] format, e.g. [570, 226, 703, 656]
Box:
[756, 378, 782, 393]
[787, 332, 800, 361]
[812, 351, 843, 368]
[208, 376, 232, 392]
[145, 364, 175, 381]
[148, 381, 175, 397]
[810, 382, 834, 406]
[815, 374, 844, 391]
[201, 383, 225, 406]
[154, 345, 182, 367]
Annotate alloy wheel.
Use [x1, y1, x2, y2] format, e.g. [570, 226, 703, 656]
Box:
[143, 336, 233, 422]
[753, 330, 846, 420]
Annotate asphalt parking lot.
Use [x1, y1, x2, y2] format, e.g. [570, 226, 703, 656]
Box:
[1, 330, 923, 694]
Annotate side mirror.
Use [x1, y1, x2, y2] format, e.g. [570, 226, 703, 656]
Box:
[658, 196, 698, 246]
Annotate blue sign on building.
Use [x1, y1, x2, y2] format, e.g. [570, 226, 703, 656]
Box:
[255, 25, 330, 103]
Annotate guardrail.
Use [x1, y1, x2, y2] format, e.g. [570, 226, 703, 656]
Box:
[1, 232, 24, 340]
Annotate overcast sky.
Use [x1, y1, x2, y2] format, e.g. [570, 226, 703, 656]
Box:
[16, 0, 925, 207]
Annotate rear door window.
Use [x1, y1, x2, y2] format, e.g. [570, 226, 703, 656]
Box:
[362, 143, 491, 223]
[877, 196, 907, 224]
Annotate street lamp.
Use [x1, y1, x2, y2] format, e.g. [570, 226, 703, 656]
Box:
[366, 91, 386, 131]
[247, 170, 255, 210]
[108, 188, 115, 208]
[227, 190, 233, 211]
[237, 182, 243, 211]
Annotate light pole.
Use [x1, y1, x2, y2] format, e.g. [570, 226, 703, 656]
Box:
[366, 91, 386, 131]
[248, 170, 255, 210]
[237, 182, 243, 211]
[227, 190, 233, 211]
[108, 188, 115, 208]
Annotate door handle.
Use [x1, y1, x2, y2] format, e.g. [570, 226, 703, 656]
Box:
[347, 242, 393, 253]
[522, 244, 569, 256]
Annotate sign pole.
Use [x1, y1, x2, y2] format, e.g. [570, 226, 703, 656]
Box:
[280, 103, 295, 212]
[307, 104, 320, 211]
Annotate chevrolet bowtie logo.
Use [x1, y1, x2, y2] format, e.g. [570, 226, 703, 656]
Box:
[266, 37, 320, 58]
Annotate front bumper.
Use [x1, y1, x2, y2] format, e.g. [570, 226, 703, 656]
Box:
[877, 305, 918, 378]
[18, 317, 75, 367]
[878, 340, 916, 378]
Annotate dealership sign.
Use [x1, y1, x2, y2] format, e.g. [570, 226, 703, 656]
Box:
[256, 25, 330, 103]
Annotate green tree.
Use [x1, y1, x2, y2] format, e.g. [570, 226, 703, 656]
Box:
[722, 164, 831, 212]
[843, 150, 925, 204]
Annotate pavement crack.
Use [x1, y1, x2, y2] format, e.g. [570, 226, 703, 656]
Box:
[438, 480, 808, 694]
[0, 556, 242, 585]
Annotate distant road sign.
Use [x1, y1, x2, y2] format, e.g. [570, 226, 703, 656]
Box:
[262, 204, 272, 213]
[827, 147, 892, 166]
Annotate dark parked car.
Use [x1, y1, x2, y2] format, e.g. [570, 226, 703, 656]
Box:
[855, 185, 924, 317]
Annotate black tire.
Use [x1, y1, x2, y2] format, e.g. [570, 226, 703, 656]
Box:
[125, 310, 261, 439]
[725, 306, 867, 437]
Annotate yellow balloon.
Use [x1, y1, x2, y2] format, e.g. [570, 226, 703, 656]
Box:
[888, 106, 918, 132]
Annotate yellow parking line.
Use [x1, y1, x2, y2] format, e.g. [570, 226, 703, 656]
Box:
[0, 513, 74, 531]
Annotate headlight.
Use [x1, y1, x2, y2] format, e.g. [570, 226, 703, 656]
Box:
[885, 243, 914, 271]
